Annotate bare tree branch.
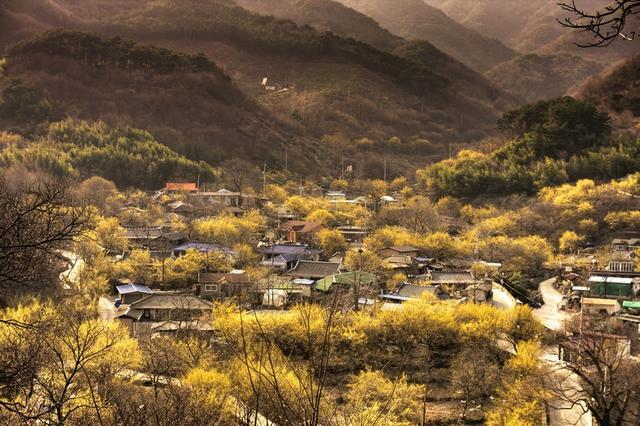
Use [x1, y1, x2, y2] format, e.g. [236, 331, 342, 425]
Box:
[558, 0, 640, 47]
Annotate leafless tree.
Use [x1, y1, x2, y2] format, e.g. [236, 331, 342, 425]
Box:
[549, 318, 640, 425]
[558, 0, 640, 46]
[450, 346, 500, 420]
[0, 179, 88, 302]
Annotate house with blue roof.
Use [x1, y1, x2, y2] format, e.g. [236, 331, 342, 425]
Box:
[259, 243, 321, 270]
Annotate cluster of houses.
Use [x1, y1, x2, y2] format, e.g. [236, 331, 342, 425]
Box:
[559, 233, 640, 342]
[107, 181, 639, 349]
[103, 182, 504, 337]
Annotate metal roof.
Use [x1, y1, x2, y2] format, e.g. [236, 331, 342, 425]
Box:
[427, 271, 478, 284]
[588, 276, 633, 284]
[115, 307, 144, 321]
[622, 300, 640, 309]
[116, 284, 153, 295]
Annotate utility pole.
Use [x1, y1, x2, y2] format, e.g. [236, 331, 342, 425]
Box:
[284, 146, 288, 174]
[262, 162, 266, 194]
[383, 157, 387, 184]
[341, 155, 344, 180]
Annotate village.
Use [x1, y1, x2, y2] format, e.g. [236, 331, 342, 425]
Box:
[65, 179, 640, 359]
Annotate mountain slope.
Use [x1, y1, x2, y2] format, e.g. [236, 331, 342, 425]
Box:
[423, 0, 561, 51]
[424, 0, 636, 102]
[227, 0, 506, 104]
[232, 0, 402, 51]
[0, 30, 330, 173]
[577, 54, 640, 129]
[1, 0, 510, 150]
[424, 0, 638, 62]
[335, 0, 516, 72]
[486, 53, 604, 103]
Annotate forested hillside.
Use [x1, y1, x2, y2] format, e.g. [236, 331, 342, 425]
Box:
[0, 119, 217, 188]
[2, 2, 640, 425]
[0, 0, 515, 176]
[578, 54, 640, 122]
[233, 0, 403, 51]
[486, 54, 604, 103]
[420, 97, 640, 197]
[0, 30, 332, 172]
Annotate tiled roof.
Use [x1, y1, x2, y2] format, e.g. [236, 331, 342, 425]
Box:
[115, 306, 144, 321]
[290, 261, 341, 279]
[428, 271, 477, 284]
[397, 283, 440, 298]
[126, 227, 164, 240]
[198, 272, 226, 283]
[161, 232, 187, 241]
[389, 246, 420, 253]
[261, 244, 320, 256]
[279, 220, 324, 233]
[130, 293, 213, 310]
[199, 271, 250, 284]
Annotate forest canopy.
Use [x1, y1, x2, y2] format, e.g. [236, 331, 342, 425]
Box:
[0, 119, 216, 188]
[420, 97, 639, 197]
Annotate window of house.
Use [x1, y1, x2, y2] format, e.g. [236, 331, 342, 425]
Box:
[205, 284, 218, 292]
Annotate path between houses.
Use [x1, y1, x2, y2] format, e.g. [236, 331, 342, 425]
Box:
[534, 277, 569, 331]
[535, 277, 592, 426]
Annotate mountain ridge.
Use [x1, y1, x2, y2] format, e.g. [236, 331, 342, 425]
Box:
[1, 0, 512, 156]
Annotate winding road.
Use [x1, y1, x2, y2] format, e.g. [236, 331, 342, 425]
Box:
[535, 277, 592, 426]
[534, 277, 569, 331]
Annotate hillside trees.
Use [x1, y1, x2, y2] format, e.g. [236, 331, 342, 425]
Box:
[74, 176, 123, 213]
[220, 158, 263, 193]
[419, 97, 639, 198]
[0, 301, 141, 424]
[0, 119, 216, 189]
[559, 230, 584, 253]
[486, 340, 548, 425]
[478, 235, 552, 275]
[193, 211, 265, 246]
[316, 228, 348, 256]
[7, 30, 226, 76]
[496, 97, 610, 154]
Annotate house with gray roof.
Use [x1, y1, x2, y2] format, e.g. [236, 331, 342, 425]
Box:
[380, 283, 449, 303]
[289, 260, 342, 280]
